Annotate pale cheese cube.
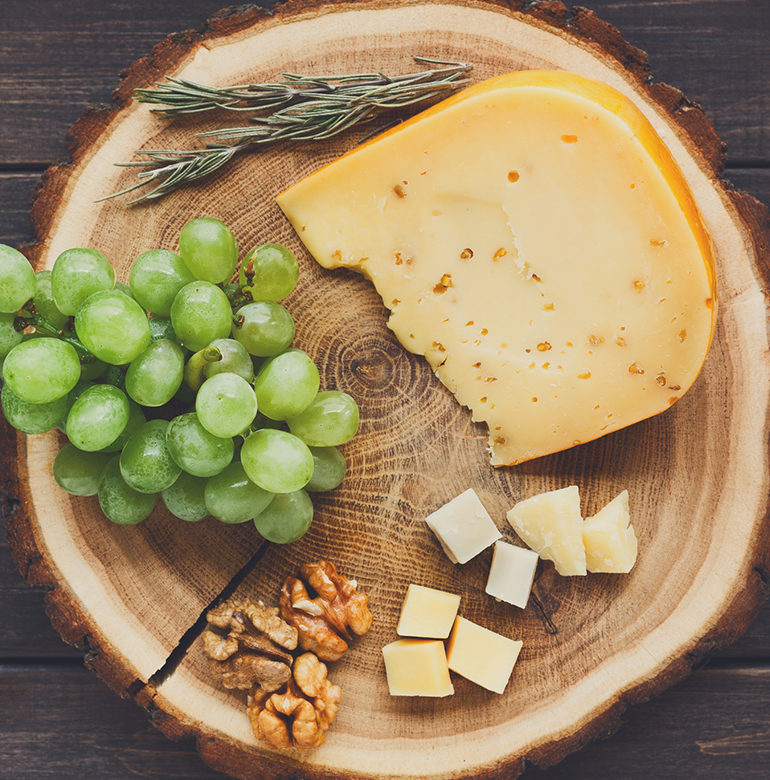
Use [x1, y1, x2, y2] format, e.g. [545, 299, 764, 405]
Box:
[485, 541, 539, 608]
[425, 488, 501, 564]
[583, 490, 638, 573]
[396, 584, 461, 639]
[446, 616, 522, 694]
[507, 486, 587, 576]
[382, 639, 454, 697]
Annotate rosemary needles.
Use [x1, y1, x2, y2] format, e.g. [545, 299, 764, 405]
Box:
[101, 57, 472, 204]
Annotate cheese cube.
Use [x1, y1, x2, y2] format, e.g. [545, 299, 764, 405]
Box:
[425, 489, 501, 564]
[583, 490, 638, 573]
[446, 616, 522, 694]
[507, 486, 587, 576]
[485, 541, 539, 608]
[382, 639, 454, 697]
[396, 583, 461, 638]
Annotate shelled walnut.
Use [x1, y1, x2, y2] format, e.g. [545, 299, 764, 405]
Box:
[202, 599, 298, 692]
[248, 652, 342, 750]
[280, 560, 373, 661]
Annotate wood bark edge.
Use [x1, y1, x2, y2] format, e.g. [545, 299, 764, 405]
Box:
[1, 1, 768, 777]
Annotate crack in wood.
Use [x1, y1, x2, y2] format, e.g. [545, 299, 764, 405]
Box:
[529, 590, 559, 635]
[146, 541, 272, 688]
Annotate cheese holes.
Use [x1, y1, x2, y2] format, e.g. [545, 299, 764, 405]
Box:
[507, 170, 520, 182]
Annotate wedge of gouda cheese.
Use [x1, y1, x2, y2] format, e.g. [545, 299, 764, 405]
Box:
[278, 71, 716, 465]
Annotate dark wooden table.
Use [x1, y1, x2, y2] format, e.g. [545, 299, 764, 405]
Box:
[1, 1, 768, 777]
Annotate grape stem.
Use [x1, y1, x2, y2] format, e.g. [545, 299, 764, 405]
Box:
[183, 345, 223, 391]
[222, 282, 252, 312]
[17, 308, 95, 362]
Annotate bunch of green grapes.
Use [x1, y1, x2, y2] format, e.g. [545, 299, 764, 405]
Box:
[0, 219, 359, 544]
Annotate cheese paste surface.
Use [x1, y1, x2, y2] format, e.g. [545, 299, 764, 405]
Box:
[278, 71, 716, 465]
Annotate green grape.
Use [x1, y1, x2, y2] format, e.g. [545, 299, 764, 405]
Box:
[232, 302, 294, 357]
[53, 444, 107, 496]
[166, 412, 234, 477]
[51, 248, 115, 316]
[287, 391, 359, 446]
[0, 245, 35, 314]
[66, 384, 130, 451]
[204, 461, 273, 524]
[0, 313, 23, 359]
[98, 458, 157, 525]
[253, 490, 313, 543]
[2, 338, 80, 404]
[241, 429, 313, 493]
[75, 290, 151, 365]
[120, 420, 181, 493]
[184, 339, 254, 391]
[253, 348, 319, 420]
[242, 243, 299, 302]
[306, 446, 347, 492]
[125, 339, 184, 407]
[178, 217, 238, 284]
[129, 249, 195, 317]
[202, 338, 254, 383]
[33, 270, 70, 331]
[161, 472, 209, 522]
[101, 401, 146, 453]
[149, 317, 177, 343]
[58, 379, 104, 434]
[170, 281, 232, 352]
[195, 373, 257, 438]
[1, 384, 68, 435]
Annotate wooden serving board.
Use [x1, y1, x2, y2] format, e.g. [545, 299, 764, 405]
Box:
[2, 1, 769, 777]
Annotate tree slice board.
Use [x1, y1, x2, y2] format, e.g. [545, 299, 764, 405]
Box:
[2, 1, 769, 777]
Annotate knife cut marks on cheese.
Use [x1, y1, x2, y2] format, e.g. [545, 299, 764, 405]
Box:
[278, 70, 716, 466]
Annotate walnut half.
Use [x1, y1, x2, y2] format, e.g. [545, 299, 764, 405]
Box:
[202, 599, 298, 692]
[248, 652, 342, 750]
[280, 560, 373, 661]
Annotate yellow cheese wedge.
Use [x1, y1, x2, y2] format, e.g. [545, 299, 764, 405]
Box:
[583, 490, 638, 573]
[278, 70, 716, 465]
[507, 486, 586, 576]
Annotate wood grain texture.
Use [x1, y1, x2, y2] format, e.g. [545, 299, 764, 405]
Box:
[0, 4, 766, 773]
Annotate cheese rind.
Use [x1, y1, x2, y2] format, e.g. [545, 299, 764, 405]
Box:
[424, 488, 501, 564]
[485, 541, 539, 608]
[583, 490, 638, 573]
[396, 583, 461, 639]
[278, 70, 716, 466]
[382, 639, 454, 697]
[507, 486, 587, 576]
[446, 616, 522, 694]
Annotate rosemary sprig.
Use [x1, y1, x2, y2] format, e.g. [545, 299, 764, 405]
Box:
[100, 57, 472, 204]
[134, 57, 471, 117]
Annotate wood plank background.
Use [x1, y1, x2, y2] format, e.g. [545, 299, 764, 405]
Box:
[0, 1, 768, 777]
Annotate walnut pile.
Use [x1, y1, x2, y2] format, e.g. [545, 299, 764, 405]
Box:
[280, 560, 373, 661]
[202, 599, 298, 692]
[247, 652, 342, 750]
